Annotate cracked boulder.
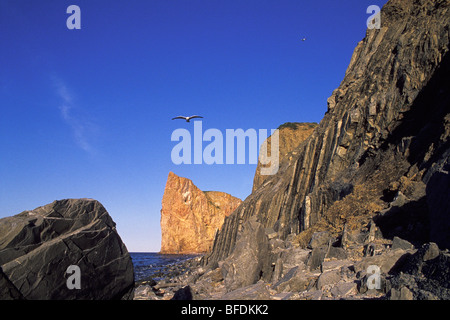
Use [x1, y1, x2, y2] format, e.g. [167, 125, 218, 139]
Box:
[0, 199, 134, 300]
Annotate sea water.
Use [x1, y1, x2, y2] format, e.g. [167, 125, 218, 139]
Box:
[130, 252, 197, 281]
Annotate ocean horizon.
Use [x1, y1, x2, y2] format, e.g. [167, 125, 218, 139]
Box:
[130, 252, 199, 282]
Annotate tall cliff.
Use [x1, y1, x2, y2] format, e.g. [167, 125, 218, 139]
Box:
[160, 172, 242, 254]
[204, 0, 450, 268]
[252, 122, 317, 192]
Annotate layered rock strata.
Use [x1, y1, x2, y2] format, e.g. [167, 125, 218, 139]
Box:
[252, 122, 317, 192]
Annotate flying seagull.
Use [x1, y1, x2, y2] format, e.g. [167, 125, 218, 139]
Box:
[172, 115, 204, 122]
[301, 37, 307, 41]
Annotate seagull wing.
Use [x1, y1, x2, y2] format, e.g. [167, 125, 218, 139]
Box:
[172, 116, 187, 120]
[188, 115, 203, 120]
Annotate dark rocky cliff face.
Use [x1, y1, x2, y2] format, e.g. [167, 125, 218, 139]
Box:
[204, 0, 450, 271]
[252, 122, 317, 192]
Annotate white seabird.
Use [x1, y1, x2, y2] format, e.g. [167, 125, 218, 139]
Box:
[172, 115, 204, 122]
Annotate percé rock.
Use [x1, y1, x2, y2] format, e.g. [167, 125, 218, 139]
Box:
[160, 172, 242, 254]
[252, 122, 317, 192]
[0, 199, 134, 300]
[203, 0, 450, 283]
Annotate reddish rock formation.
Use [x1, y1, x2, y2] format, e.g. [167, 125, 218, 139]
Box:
[160, 172, 242, 254]
[204, 0, 450, 271]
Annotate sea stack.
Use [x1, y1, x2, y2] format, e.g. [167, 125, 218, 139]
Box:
[160, 172, 242, 254]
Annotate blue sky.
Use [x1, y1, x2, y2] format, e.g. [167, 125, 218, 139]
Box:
[0, 0, 387, 252]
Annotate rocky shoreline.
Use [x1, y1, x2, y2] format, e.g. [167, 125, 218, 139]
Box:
[134, 222, 450, 300]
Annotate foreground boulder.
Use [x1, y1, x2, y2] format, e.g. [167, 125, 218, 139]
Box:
[0, 199, 134, 300]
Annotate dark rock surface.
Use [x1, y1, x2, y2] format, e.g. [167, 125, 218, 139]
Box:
[132, 0, 450, 301]
[171, 285, 193, 300]
[0, 267, 23, 300]
[0, 199, 134, 300]
[252, 122, 317, 192]
[392, 236, 415, 251]
[426, 157, 450, 249]
[220, 217, 272, 292]
[202, 0, 450, 294]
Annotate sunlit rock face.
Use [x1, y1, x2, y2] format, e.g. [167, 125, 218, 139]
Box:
[160, 172, 242, 254]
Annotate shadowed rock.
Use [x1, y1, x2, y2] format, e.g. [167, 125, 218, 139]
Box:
[160, 172, 242, 254]
[0, 199, 134, 300]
